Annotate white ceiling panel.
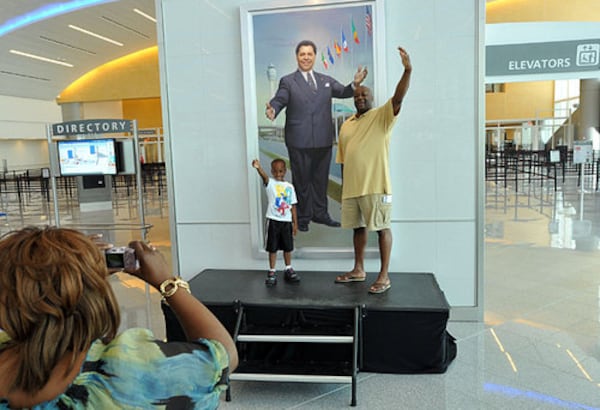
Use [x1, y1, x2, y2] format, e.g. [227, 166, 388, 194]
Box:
[0, 0, 157, 101]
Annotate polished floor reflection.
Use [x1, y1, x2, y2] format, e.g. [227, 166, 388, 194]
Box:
[1, 173, 599, 409]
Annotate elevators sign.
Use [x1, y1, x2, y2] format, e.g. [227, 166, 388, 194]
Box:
[573, 140, 594, 164]
[487, 40, 600, 77]
[52, 119, 132, 136]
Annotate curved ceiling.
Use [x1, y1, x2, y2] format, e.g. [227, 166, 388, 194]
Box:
[0, 0, 157, 101]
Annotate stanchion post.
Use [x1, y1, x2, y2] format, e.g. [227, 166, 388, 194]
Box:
[45, 124, 61, 227]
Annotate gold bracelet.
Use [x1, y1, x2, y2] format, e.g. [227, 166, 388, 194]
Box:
[159, 277, 191, 298]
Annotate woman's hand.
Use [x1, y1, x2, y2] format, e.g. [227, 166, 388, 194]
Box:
[127, 241, 173, 289]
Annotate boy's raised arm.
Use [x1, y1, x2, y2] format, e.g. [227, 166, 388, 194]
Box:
[251, 159, 269, 185]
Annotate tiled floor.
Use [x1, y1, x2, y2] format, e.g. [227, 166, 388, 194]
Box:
[218, 242, 600, 409]
[1, 170, 599, 409]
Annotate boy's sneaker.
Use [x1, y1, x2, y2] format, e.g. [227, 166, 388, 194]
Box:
[284, 268, 300, 283]
[265, 271, 277, 287]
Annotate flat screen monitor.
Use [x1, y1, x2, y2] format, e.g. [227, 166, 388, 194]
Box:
[57, 139, 117, 176]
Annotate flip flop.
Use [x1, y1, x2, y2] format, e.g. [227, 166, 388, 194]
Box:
[335, 273, 367, 283]
[368, 281, 391, 294]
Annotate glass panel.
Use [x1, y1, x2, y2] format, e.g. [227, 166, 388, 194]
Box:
[554, 79, 568, 101]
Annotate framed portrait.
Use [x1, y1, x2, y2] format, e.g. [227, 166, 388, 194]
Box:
[241, 0, 386, 258]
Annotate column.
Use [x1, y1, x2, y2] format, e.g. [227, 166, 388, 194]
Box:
[579, 79, 600, 147]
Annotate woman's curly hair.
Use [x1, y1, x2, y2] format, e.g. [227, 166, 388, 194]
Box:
[0, 226, 120, 393]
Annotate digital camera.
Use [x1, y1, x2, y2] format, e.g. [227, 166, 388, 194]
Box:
[105, 246, 138, 271]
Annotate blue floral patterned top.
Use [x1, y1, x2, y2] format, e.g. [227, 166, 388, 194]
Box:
[0, 328, 230, 409]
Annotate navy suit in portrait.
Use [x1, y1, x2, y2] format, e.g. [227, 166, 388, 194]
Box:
[269, 70, 354, 228]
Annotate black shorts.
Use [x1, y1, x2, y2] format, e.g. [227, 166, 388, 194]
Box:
[265, 219, 294, 253]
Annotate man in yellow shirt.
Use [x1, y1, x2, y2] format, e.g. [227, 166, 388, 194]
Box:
[334, 47, 412, 294]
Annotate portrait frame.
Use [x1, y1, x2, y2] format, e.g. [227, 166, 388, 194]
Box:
[241, 0, 386, 258]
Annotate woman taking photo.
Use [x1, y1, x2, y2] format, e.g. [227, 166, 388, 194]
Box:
[0, 226, 237, 409]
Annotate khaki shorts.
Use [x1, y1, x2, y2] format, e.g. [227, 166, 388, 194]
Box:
[341, 194, 392, 231]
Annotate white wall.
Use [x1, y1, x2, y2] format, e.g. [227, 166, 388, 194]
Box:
[0, 95, 61, 140]
[157, 0, 484, 319]
[0, 96, 62, 170]
[0, 140, 50, 171]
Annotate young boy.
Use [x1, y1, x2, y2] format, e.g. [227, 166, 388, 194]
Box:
[252, 158, 299, 286]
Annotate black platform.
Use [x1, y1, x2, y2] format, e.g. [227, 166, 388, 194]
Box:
[163, 269, 457, 375]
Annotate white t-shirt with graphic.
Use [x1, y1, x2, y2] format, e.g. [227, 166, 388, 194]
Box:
[264, 178, 297, 222]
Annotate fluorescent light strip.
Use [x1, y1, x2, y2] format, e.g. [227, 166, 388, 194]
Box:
[133, 8, 157, 23]
[0, 0, 117, 37]
[68, 24, 123, 46]
[10, 50, 74, 67]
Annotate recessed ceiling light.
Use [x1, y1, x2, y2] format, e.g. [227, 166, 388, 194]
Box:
[9, 49, 74, 67]
[69, 24, 123, 46]
[133, 8, 157, 23]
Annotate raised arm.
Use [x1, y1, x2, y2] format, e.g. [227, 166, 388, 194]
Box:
[251, 159, 269, 185]
[392, 47, 412, 116]
[352, 65, 368, 88]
